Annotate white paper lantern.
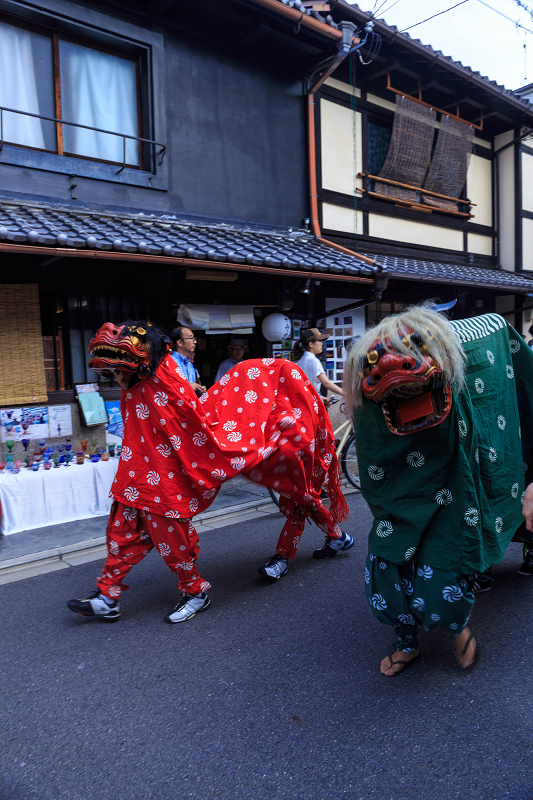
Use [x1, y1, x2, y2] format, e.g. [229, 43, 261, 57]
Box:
[261, 313, 292, 342]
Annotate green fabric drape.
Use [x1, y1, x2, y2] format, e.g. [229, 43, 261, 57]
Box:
[353, 314, 533, 574]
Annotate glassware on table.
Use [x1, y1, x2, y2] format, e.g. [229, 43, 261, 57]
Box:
[38, 439, 46, 454]
[80, 440, 88, 455]
[57, 445, 64, 454]
[65, 443, 72, 452]
[90, 453, 100, 462]
[6, 439, 14, 455]
[76, 451, 85, 465]
[21, 421, 29, 432]
[5, 422, 14, 433]
[101, 452, 109, 461]
[0, 462, 5, 471]
[21, 438, 30, 452]
[31, 462, 40, 471]
[33, 452, 42, 463]
[108, 444, 115, 457]
[90, 438, 98, 451]
[53, 454, 61, 468]
[14, 460, 22, 469]
[65, 453, 74, 466]
[44, 461, 52, 470]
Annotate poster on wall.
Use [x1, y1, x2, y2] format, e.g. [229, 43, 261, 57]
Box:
[48, 405, 73, 438]
[0, 408, 23, 442]
[22, 407, 49, 440]
[105, 402, 124, 444]
[324, 300, 365, 385]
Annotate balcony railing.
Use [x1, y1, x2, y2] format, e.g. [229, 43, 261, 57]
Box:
[0, 105, 166, 174]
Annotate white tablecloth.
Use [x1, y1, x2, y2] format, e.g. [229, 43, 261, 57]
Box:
[0, 459, 119, 535]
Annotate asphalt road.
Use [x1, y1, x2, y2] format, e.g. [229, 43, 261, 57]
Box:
[1, 493, 532, 800]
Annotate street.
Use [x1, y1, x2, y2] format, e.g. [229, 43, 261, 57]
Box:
[1, 492, 532, 800]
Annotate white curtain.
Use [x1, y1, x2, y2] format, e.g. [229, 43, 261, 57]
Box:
[0, 21, 49, 149]
[59, 40, 139, 166]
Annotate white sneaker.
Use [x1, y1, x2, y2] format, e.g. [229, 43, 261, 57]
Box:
[67, 591, 121, 621]
[165, 592, 210, 623]
[258, 555, 289, 580]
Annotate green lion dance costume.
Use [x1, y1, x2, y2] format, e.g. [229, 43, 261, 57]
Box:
[345, 306, 533, 674]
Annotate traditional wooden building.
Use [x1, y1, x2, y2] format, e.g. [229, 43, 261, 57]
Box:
[0, 0, 533, 418]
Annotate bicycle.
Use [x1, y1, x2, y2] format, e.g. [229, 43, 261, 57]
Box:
[268, 396, 360, 508]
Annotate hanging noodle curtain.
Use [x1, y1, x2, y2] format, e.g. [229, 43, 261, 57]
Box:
[377, 94, 436, 203]
[422, 115, 474, 211]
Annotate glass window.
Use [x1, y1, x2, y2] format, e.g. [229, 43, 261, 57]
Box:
[0, 20, 56, 150]
[0, 18, 140, 167]
[368, 120, 392, 176]
[59, 40, 139, 165]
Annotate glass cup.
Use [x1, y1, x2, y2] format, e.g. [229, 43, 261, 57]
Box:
[31, 462, 40, 471]
[101, 452, 109, 461]
[44, 461, 52, 470]
[80, 440, 88, 454]
[76, 452, 85, 465]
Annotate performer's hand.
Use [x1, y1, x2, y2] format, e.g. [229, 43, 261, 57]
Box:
[192, 382, 207, 395]
[114, 370, 131, 390]
[522, 482, 533, 531]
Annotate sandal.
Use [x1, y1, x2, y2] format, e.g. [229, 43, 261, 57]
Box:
[381, 651, 420, 677]
[456, 629, 479, 670]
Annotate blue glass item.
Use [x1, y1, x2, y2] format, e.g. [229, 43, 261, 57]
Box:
[21, 438, 30, 451]
[90, 453, 99, 462]
[31, 462, 39, 471]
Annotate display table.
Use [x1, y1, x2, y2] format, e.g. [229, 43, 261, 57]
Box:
[0, 459, 119, 535]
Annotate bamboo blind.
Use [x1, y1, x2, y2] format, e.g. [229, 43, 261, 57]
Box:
[0, 284, 49, 406]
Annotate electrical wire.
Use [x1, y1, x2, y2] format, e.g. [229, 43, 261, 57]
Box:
[475, 0, 533, 35]
[399, 0, 470, 32]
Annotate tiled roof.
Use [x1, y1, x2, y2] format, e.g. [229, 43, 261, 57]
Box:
[342, 3, 533, 113]
[363, 253, 533, 293]
[277, 0, 339, 28]
[0, 199, 380, 278]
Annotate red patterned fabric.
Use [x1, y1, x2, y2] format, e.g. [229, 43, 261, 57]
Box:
[97, 501, 209, 598]
[111, 356, 348, 527]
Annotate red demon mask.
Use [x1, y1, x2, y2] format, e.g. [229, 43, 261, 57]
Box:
[87, 322, 154, 374]
[361, 328, 453, 435]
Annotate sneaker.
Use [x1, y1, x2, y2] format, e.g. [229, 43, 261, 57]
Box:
[165, 592, 210, 623]
[67, 590, 120, 621]
[313, 530, 354, 559]
[258, 554, 289, 580]
[518, 549, 533, 576]
[473, 570, 493, 593]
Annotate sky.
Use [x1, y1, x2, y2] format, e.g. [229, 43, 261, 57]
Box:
[354, 0, 533, 91]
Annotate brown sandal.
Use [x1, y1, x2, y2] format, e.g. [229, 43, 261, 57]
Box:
[381, 651, 420, 677]
[456, 629, 479, 670]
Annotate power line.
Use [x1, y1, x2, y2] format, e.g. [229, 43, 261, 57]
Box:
[399, 0, 470, 32]
[475, 0, 533, 35]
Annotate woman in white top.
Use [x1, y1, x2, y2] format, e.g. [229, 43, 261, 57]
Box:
[293, 327, 344, 400]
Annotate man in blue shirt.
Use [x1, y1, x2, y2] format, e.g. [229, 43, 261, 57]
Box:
[170, 326, 206, 395]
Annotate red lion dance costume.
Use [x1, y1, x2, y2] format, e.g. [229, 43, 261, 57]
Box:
[68, 322, 350, 624]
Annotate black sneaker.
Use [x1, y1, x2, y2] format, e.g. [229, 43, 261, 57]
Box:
[313, 530, 354, 559]
[67, 590, 121, 621]
[165, 592, 210, 623]
[473, 570, 493, 593]
[258, 555, 289, 580]
[518, 549, 533, 576]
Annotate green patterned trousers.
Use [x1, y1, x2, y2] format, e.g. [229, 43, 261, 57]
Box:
[365, 554, 476, 653]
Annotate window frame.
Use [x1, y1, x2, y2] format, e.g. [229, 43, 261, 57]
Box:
[0, 2, 167, 189]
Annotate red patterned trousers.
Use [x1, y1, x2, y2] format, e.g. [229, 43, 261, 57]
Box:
[96, 501, 210, 599]
[275, 499, 342, 560]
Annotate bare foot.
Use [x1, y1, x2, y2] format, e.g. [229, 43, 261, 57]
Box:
[454, 626, 478, 669]
[380, 649, 420, 677]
